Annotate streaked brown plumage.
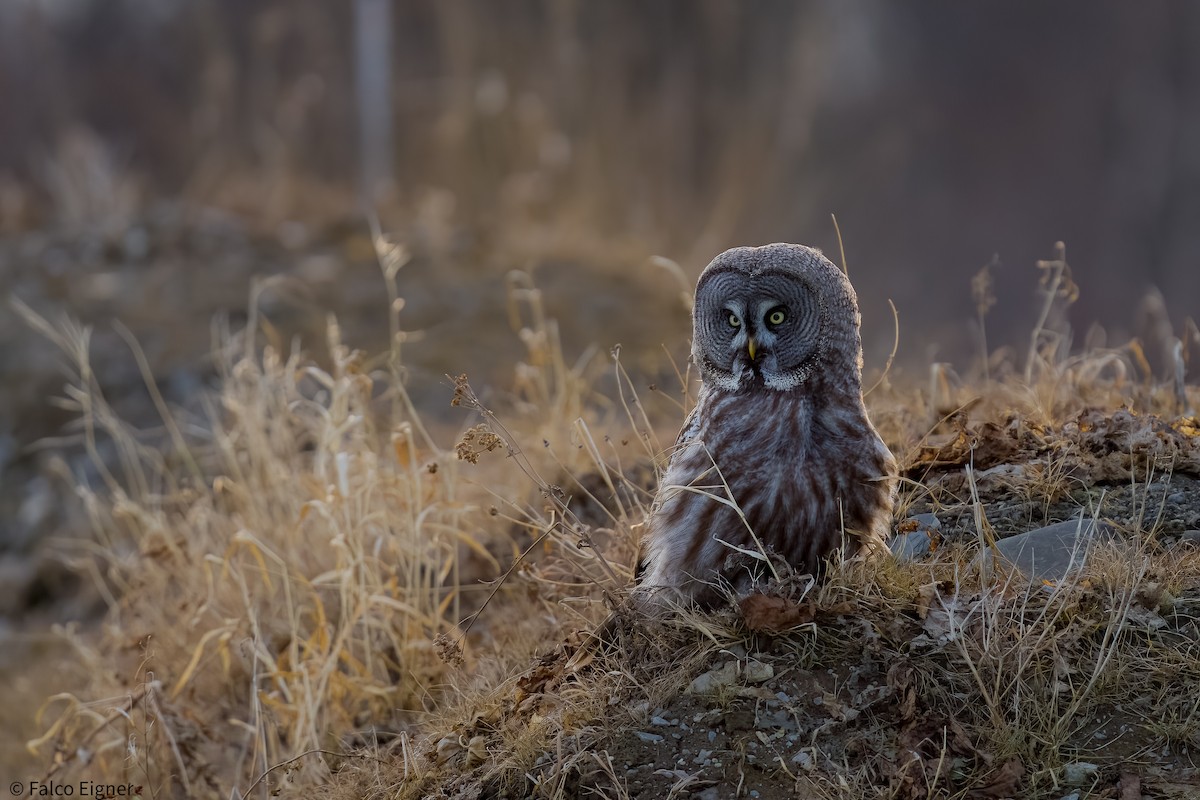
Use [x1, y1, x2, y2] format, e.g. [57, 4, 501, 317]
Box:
[638, 243, 896, 607]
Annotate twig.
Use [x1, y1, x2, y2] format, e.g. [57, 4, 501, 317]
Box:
[831, 213, 848, 277]
[864, 299, 899, 398]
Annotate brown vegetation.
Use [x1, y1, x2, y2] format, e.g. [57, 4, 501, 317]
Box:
[9, 237, 1200, 799]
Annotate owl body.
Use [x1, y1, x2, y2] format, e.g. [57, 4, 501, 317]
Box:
[638, 243, 896, 606]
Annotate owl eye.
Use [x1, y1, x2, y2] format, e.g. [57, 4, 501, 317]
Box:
[767, 308, 787, 326]
[727, 312, 741, 328]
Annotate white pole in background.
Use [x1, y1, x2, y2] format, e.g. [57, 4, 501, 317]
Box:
[355, 0, 394, 206]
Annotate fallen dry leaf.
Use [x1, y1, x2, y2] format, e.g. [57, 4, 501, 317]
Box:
[887, 662, 917, 722]
[738, 593, 815, 632]
[969, 758, 1025, 798]
[915, 583, 940, 620]
[948, 717, 990, 764]
[823, 600, 858, 616]
[514, 649, 568, 709]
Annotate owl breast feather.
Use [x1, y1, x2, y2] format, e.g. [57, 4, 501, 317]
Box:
[641, 385, 895, 604]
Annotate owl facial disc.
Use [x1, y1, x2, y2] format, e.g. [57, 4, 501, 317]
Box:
[697, 273, 823, 391]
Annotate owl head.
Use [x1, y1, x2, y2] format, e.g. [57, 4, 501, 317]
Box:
[691, 243, 863, 393]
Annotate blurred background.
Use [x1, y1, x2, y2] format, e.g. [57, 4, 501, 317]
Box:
[3, 0, 1200, 565]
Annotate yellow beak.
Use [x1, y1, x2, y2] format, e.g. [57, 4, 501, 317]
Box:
[747, 337, 758, 362]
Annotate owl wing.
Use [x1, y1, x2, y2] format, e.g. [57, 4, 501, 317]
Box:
[643, 404, 698, 525]
[636, 394, 705, 583]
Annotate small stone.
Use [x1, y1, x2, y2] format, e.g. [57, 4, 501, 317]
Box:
[891, 513, 941, 561]
[1062, 761, 1099, 786]
[688, 661, 739, 694]
[910, 512, 942, 531]
[1178, 530, 1200, 548]
[986, 518, 1117, 581]
[743, 660, 774, 684]
[634, 731, 664, 744]
[890, 530, 932, 561]
[650, 716, 671, 726]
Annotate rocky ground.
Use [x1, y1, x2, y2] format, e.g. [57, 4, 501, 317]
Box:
[351, 407, 1200, 800]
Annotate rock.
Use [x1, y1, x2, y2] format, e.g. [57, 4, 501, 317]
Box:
[1062, 761, 1099, 786]
[1178, 530, 1200, 548]
[687, 662, 738, 694]
[890, 513, 941, 561]
[909, 512, 942, 532]
[687, 659, 773, 693]
[985, 518, 1116, 582]
[890, 530, 932, 561]
[743, 660, 774, 684]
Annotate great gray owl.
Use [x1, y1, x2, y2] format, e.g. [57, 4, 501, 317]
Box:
[638, 243, 897, 607]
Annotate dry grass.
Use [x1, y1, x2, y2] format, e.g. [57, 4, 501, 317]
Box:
[12, 228, 654, 799]
[14, 239, 1200, 799]
[16, 309, 467, 792]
